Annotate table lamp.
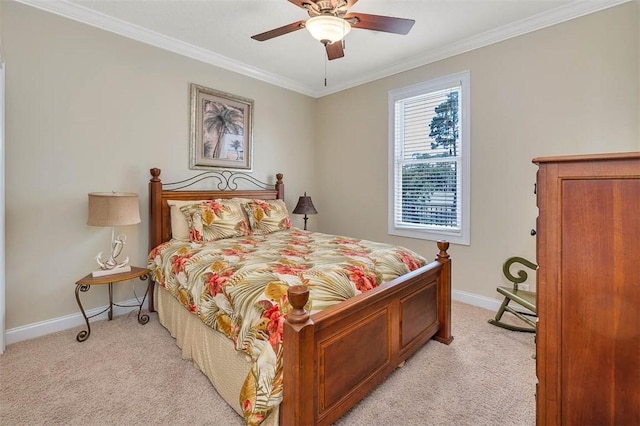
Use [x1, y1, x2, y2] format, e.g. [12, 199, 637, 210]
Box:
[88, 192, 141, 277]
[292, 192, 318, 231]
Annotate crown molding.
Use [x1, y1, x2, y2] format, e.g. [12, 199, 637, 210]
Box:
[13, 0, 632, 99]
[13, 0, 317, 97]
[320, 0, 632, 96]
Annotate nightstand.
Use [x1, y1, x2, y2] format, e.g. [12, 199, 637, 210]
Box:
[74, 266, 151, 342]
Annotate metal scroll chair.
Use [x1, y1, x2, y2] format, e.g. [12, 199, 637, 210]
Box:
[488, 256, 538, 333]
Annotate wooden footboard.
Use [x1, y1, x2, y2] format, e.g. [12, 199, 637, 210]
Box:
[282, 241, 452, 426]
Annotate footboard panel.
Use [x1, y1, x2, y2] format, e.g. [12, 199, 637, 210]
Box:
[283, 246, 451, 426]
[315, 277, 440, 424]
[400, 280, 439, 354]
[319, 306, 393, 413]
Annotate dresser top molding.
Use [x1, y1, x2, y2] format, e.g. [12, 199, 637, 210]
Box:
[533, 151, 640, 164]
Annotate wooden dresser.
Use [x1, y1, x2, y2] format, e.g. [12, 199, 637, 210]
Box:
[533, 152, 640, 425]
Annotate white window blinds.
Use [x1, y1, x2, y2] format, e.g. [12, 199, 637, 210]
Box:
[388, 72, 470, 245]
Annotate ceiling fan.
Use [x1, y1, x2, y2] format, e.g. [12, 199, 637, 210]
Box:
[250, 0, 415, 60]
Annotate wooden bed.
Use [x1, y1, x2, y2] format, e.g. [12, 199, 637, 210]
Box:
[147, 167, 453, 426]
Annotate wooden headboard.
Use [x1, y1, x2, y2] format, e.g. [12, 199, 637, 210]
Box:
[148, 167, 284, 251]
[147, 168, 284, 312]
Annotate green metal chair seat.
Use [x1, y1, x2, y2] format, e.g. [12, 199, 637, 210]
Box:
[495, 286, 537, 313]
[488, 256, 538, 333]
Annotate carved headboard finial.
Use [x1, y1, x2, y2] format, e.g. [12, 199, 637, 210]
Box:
[150, 168, 161, 182]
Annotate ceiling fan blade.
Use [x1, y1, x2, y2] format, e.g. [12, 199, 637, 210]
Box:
[346, 13, 415, 35]
[326, 41, 345, 60]
[251, 20, 306, 41]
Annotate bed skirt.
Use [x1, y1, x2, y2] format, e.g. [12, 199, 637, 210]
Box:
[156, 285, 280, 426]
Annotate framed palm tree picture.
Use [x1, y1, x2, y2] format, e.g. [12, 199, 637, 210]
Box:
[189, 83, 253, 170]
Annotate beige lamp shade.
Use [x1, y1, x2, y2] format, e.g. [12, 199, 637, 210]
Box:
[87, 192, 141, 227]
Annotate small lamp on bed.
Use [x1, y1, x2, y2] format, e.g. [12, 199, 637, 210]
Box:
[87, 192, 141, 277]
[292, 192, 318, 231]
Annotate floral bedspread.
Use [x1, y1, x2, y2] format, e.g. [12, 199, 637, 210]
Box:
[148, 229, 426, 425]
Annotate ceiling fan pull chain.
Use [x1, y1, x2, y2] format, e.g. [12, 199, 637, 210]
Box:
[324, 52, 328, 87]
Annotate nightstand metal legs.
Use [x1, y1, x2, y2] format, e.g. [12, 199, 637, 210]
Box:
[74, 273, 150, 342]
[75, 285, 91, 342]
[133, 274, 150, 325]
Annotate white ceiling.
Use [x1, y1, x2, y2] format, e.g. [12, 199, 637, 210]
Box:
[18, 0, 629, 98]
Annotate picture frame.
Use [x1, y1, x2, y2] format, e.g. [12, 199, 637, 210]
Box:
[189, 83, 254, 170]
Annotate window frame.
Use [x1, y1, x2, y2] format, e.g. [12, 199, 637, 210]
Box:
[388, 71, 471, 245]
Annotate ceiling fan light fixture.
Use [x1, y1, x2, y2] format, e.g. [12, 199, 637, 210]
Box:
[305, 15, 351, 44]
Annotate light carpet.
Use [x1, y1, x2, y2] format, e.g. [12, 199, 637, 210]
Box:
[0, 301, 536, 425]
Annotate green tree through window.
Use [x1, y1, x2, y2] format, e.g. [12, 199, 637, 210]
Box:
[429, 92, 459, 156]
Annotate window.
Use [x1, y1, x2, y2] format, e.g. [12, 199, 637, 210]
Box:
[388, 71, 470, 245]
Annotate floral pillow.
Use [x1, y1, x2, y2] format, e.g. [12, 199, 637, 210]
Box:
[167, 200, 206, 240]
[180, 199, 251, 242]
[243, 199, 292, 235]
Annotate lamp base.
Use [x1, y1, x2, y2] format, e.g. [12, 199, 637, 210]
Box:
[91, 265, 131, 278]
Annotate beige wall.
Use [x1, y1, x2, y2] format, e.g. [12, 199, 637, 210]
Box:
[315, 2, 639, 300]
[2, 1, 639, 331]
[2, 2, 317, 329]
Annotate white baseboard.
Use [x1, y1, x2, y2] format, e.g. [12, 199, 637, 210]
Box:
[452, 289, 503, 311]
[5, 297, 149, 346]
[4, 290, 512, 346]
[453, 289, 536, 316]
